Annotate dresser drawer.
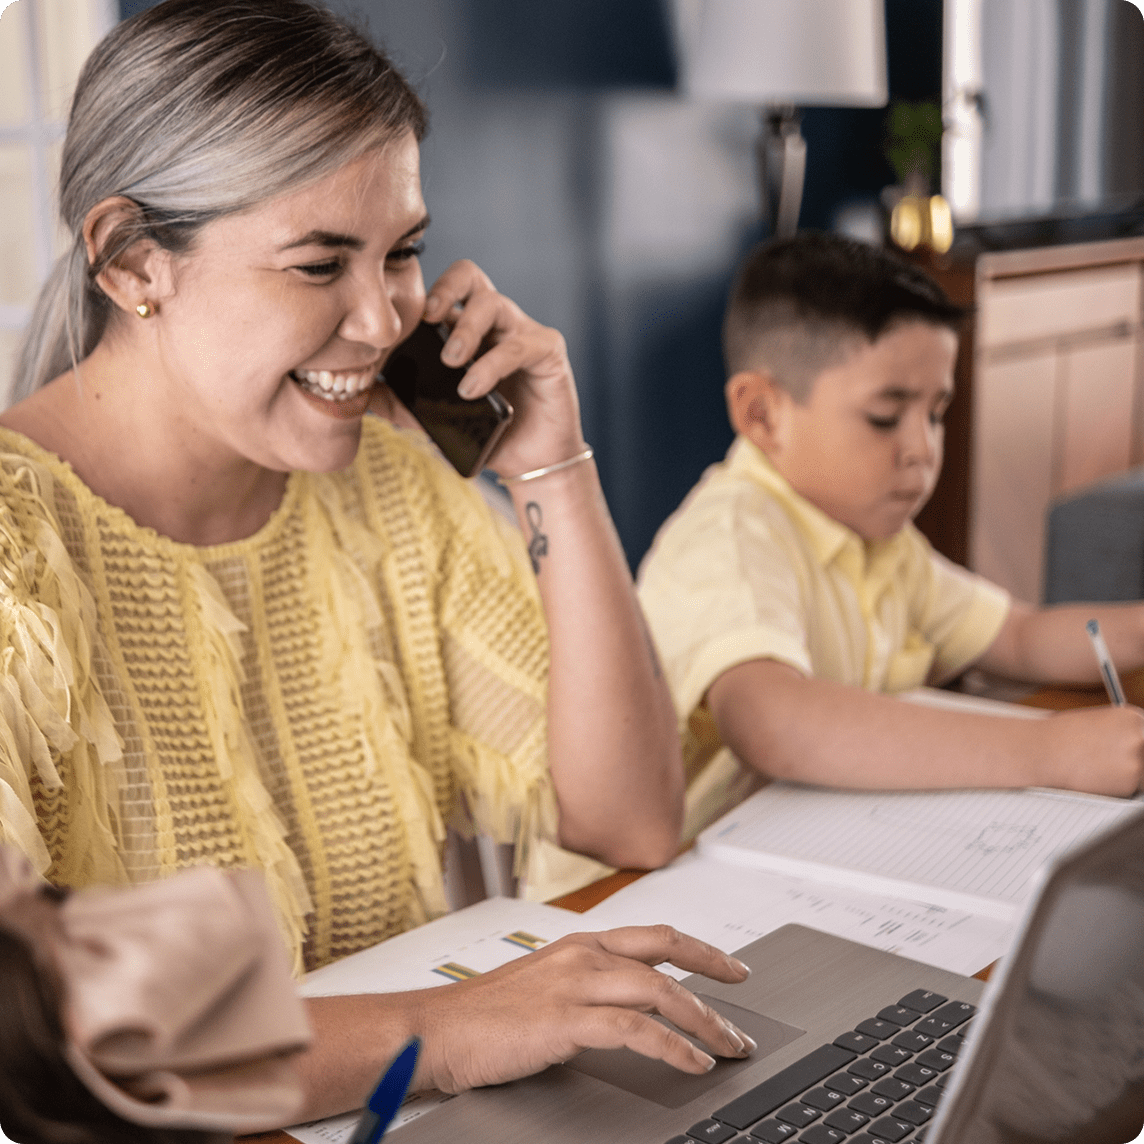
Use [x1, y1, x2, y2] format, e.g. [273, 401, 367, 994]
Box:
[977, 263, 1142, 349]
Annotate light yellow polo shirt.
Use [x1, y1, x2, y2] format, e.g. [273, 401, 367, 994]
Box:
[637, 436, 1011, 838]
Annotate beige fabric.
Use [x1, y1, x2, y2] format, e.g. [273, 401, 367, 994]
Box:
[0, 849, 310, 1132]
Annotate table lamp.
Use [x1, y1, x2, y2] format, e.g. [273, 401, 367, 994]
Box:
[683, 0, 888, 236]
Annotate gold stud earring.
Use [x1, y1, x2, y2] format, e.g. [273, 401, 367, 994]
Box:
[135, 302, 154, 319]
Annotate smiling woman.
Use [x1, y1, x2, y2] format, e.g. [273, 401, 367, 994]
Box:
[0, 0, 757, 1131]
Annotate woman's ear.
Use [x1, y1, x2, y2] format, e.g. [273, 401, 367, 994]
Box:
[82, 197, 174, 317]
[725, 369, 789, 455]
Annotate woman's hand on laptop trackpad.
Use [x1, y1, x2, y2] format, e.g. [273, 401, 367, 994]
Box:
[398, 926, 756, 1093]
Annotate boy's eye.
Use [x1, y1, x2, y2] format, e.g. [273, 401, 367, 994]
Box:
[388, 240, 426, 264]
[867, 414, 900, 431]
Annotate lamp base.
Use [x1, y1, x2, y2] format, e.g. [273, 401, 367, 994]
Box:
[757, 105, 807, 237]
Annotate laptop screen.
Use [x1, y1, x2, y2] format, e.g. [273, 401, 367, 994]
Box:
[932, 813, 1144, 1143]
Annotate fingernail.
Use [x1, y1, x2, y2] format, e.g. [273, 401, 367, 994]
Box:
[739, 1032, 758, 1053]
[693, 1047, 716, 1071]
[730, 957, 750, 977]
[720, 1020, 745, 1054]
[441, 337, 463, 366]
[456, 374, 477, 399]
[424, 293, 441, 314]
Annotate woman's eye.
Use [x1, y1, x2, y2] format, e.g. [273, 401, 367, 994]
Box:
[387, 240, 426, 264]
[295, 260, 342, 279]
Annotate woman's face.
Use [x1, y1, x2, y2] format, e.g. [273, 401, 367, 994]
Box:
[146, 131, 428, 474]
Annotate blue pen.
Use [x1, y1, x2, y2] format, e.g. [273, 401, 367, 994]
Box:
[348, 1037, 421, 1144]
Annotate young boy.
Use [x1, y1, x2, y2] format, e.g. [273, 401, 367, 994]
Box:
[638, 231, 1144, 838]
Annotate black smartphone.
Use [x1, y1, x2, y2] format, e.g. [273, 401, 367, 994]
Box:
[382, 322, 514, 478]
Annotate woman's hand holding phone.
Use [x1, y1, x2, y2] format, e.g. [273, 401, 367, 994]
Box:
[410, 260, 590, 482]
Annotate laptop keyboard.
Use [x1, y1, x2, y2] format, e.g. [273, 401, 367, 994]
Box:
[666, 988, 975, 1144]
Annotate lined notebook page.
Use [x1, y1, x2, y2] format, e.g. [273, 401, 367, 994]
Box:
[697, 785, 1141, 921]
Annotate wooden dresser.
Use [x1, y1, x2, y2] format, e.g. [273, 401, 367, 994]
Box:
[914, 236, 1144, 604]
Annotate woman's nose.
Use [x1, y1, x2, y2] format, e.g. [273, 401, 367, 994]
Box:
[339, 265, 404, 350]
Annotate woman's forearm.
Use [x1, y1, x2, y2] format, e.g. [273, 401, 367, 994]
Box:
[505, 458, 683, 869]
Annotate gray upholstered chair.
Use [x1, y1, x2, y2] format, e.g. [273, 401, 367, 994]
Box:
[1043, 470, 1144, 604]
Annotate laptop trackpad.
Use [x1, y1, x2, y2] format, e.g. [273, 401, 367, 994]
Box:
[563, 995, 805, 1109]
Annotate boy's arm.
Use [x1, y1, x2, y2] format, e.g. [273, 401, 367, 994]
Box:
[707, 656, 1144, 796]
[976, 600, 1144, 684]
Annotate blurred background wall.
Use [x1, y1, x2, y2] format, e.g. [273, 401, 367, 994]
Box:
[55, 0, 942, 566]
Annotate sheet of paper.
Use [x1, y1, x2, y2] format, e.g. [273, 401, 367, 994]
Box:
[287, 898, 591, 1142]
[581, 850, 1014, 978]
[895, 686, 1049, 719]
[698, 784, 1141, 920]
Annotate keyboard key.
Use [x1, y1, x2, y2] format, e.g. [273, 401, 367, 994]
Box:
[688, 1118, 739, 1142]
[891, 1030, 932, 1052]
[866, 1115, 913, 1141]
[666, 1137, 692, 1144]
[914, 1085, 943, 1108]
[915, 1049, 955, 1072]
[848, 1058, 891, 1081]
[748, 1119, 798, 1142]
[803, 1088, 845, 1112]
[870, 1078, 914, 1101]
[894, 1062, 938, 1087]
[936, 1033, 964, 1055]
[856, 1018, 896, 1040]
[798, 1126, 846, 1144]
[848, 1092, 896, 1117]
[823, 1072, 866, 1096]
[876, 1006, 917, 1027]
[895, 1101, 932, 1126]
[824, 1108, 870, 1133]
[898, 990, 946, 1013]
[835, 1031, 880, 1053]
[776, 1103, 819, 1128]
[871, 1044, 913, 1067]
[714, 1045, 857, 1131]
[914, 1002, 975, 1038]
[934, 1073, 950, 1091]
[914, 1127, 929, 1142]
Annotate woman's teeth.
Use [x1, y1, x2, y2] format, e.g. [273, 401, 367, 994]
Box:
[292, 367, 376, 401]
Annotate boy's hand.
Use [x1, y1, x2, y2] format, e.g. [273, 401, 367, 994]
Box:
[1039, 706, 1144, 796]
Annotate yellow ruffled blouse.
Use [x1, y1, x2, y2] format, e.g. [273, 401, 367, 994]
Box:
[0, 417, 555, 972]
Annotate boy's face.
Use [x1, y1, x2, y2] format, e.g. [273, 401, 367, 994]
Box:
[748, 320, 957, 542]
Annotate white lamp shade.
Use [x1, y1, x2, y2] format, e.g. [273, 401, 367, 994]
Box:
[685, 0, 889, 107]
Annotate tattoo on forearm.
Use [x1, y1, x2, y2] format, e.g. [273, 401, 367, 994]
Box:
[525, 501, 549, 574]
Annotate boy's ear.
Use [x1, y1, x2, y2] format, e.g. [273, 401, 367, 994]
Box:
[82, 197, 176, 317]
[725, 369, 789, 454]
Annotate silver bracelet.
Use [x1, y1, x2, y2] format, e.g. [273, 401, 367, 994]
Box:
[500, 446, 595, 484]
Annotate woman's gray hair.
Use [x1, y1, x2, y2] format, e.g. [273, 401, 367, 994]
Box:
[13, 0, 427, 401]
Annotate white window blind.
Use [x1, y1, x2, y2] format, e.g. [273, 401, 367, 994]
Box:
[0, 0, 114, 401]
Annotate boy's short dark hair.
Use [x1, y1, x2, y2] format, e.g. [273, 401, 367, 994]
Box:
[723, 231, 968, 401]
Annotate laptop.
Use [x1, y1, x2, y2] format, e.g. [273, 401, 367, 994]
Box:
[395, 806, 1144, 1144]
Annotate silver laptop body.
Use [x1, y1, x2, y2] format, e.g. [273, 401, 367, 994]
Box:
[395, 808, 1144, 1144]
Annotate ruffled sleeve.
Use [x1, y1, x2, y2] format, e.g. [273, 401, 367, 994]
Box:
[0, 453, 125, 883]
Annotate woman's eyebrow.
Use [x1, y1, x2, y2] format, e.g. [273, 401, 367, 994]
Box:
[277, 215, 431, 253]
